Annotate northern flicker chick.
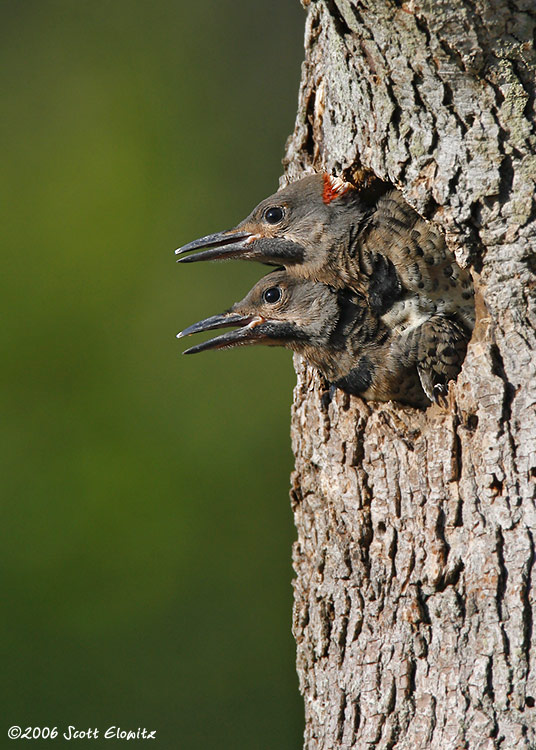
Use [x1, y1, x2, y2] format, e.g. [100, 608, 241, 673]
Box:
[175, 173, 475, 338]
[177, 271, 469, 407]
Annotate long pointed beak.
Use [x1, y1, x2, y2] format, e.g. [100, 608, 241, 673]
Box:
[176, 231, 305, 266]
[177, 312, 254, 339]
[175, 230, 253, 263]
[177, 312, 268, 354]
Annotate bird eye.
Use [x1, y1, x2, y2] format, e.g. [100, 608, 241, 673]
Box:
[264, 206, 284, 224]
[263, 286, 282, 304]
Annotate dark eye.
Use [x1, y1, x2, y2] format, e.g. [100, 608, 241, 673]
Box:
[264, 206, 284, 224]
[263, 286, 282, 304]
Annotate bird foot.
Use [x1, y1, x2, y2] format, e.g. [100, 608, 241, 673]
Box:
[432, 383, 449, 408]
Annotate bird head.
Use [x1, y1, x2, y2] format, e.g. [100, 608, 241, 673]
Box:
[176, 269, 341, 357]
[175, 174, 372, 279]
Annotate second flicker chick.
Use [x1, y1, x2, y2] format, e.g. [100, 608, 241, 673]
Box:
[177, 270, 469, 408]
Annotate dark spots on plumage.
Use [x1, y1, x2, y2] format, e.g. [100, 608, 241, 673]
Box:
[411, 230, 420, 240]
[415, 247, 424, 257]
[377, 329, 390, 345]
[346, 223, 362, 258]
[329, 290, 367, 349]
[367, 254, 403, 315]
[450, 280, 457, 287]
[418, 281, 425, 289]
[442, 346, 456, 358]
[334, 356, 374, 395]
[428, 348, 436, 356]
[462, 291, 472, 300]
[425, 255, 435, 265]
[443, 266, 454, 277]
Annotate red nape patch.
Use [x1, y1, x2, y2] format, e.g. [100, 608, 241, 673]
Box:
[322, 174, 352, 204]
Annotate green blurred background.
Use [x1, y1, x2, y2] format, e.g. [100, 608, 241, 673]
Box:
[1, 1, 304, 746]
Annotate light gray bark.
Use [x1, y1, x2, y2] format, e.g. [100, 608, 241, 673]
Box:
[284, 2, 536, 748]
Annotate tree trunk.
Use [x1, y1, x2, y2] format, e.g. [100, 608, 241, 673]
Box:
[284, 2, 536, 748]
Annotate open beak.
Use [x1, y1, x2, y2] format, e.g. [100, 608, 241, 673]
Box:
[175, 230, 254, 263]
[175, 230, 305, 266]
[177, 312, 268, 354]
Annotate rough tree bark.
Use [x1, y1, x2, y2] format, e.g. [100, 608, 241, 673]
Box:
[283, 2, 536, 748]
